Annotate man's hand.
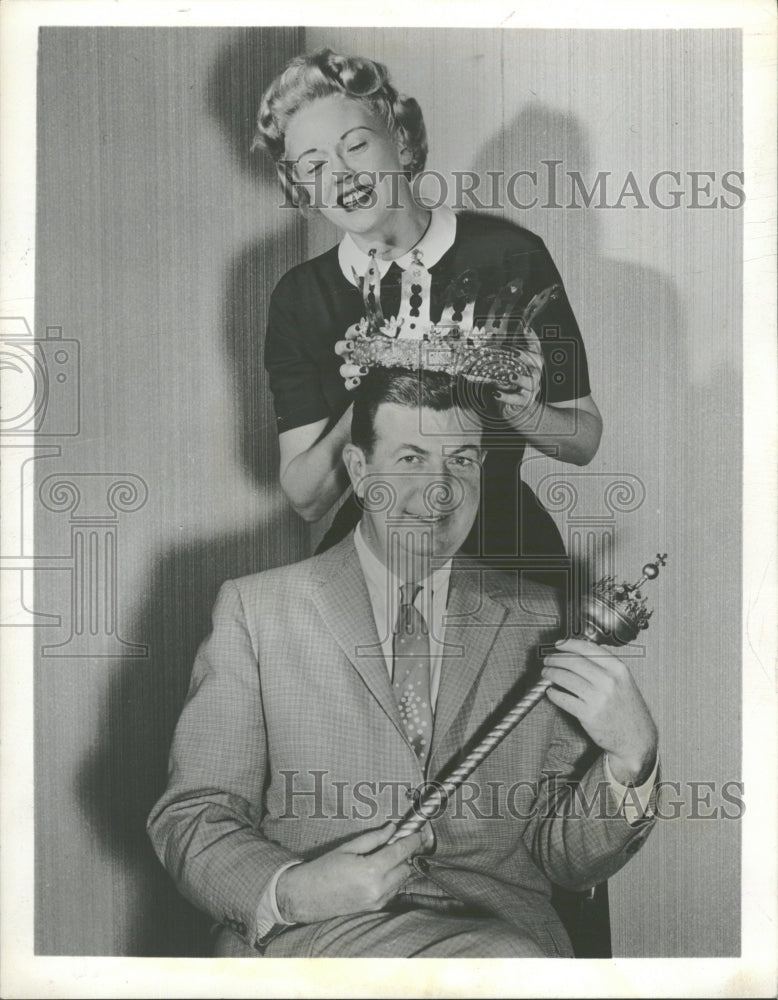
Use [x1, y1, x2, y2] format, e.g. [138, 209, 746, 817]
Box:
[542, 638, 658, 785]
[275, 821, 433, 925]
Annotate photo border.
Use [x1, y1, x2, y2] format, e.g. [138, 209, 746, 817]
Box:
[1, 1, 775, 997]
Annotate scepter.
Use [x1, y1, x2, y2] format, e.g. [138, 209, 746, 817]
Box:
[389, 554, 667, 842]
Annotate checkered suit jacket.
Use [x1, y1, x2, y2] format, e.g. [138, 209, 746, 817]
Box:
[148, 534, 655, 955]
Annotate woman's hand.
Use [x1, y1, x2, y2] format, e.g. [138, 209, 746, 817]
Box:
[493, 365, 544, 427]
[489, 324, 602, 465]
[335, 324, 367, 390]
[492, 325, 544, 426]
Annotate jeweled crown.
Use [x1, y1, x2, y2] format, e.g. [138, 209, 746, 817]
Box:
[348, 248, 562, 386]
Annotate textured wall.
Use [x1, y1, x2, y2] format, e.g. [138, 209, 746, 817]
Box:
[34, 27, 306, 955]
[34, 27, 741, 957]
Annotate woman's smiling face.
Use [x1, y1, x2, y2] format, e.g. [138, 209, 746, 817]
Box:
[284, 93, 413, 240]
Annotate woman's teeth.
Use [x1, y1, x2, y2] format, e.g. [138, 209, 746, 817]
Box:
[340, 187, 373, 209]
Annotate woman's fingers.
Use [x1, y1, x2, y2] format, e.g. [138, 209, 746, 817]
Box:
[493, 366, 541, 406]
[494, 373, 532, 393]
[339, 363, 367, 380]
[522, 325, 544, 357]
[494, 390, 529, 404]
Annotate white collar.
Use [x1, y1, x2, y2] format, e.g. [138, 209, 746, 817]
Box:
[353, 522, 452, 607]
[338, 205, 457, 286]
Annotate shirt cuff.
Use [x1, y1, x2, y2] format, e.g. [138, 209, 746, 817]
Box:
[254, 860, 303, 946]
[604, 753, 659, 825]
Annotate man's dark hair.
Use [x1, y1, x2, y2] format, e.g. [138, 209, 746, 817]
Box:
[351, 368, 480, 455]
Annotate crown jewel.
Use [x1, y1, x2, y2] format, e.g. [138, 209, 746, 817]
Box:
[347, 248, 562, 385]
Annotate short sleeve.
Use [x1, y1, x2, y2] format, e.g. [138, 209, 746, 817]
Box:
[525, 240, 591, 405]
[264, 277, 332, 434]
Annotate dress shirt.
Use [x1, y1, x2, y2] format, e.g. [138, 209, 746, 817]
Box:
[353, 521, 451, 706]
[253, 525, 657, 946]
[337, 203, 457, 284]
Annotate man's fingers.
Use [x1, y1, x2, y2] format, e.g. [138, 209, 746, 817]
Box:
[340, 821, 397, 855]
[555, 636, 619, 660]
[377, 827, 427, 868]
[552, 638, 624, 675]
[386, 820, 434, 847]
[545, 684, 586, 719]
[543, 651, 608, 682]
[376, 863, 413, 905]
[542, 664, 594, 700]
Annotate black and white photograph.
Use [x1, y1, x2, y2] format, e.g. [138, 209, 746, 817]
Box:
[0, 1, 775, 997]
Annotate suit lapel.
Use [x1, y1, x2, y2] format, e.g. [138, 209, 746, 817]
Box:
[310, 536, 406, 742]
[430, 563, 509, 767]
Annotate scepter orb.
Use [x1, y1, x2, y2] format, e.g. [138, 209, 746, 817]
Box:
[581, 553, 667, 646]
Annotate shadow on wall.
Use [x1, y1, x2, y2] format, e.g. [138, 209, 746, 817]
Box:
[74, 525, 305, 955]
[472, 104, 744, 955]
[204, 27, 300, 190]
[73, 30, 309, 956]
[206, 28, 308, 487]
[469, 102, 684, 555]
[206, 28, 306, 488]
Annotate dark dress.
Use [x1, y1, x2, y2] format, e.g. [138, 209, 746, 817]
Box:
[264, 212, 591, 589]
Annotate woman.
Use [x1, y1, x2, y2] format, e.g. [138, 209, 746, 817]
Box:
[253, 48, 601, 584]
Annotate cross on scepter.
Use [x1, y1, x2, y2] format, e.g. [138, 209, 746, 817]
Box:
[631, 554, 668, 591]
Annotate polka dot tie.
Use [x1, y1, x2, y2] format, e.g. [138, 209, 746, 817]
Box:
[392, 583, 433, 767]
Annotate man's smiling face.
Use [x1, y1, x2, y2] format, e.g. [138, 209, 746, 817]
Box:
[345, 401, 483, 578]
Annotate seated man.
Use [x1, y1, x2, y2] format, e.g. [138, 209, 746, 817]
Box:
[147, 369, 658, 958]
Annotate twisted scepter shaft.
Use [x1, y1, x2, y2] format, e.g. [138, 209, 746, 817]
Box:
[390, 675, 555, 841]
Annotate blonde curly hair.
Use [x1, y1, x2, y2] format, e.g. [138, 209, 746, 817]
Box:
[253, 48, 428, 207]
